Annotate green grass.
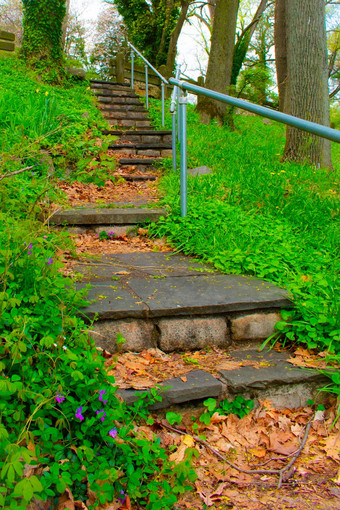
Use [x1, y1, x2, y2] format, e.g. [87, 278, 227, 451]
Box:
[148, 99, 340, 354]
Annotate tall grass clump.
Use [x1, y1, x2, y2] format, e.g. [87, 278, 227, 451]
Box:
[148, 99, 339, 355]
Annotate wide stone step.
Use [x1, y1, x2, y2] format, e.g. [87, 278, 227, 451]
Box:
[118, 157, 159, 165]
[76, 251, 291, 354]
[110, 143, 172, 158]
[95, 90, 139, 98]
[97, 97, 142, 105]
[118, 348, 329, 411]
[102, 110, 150, 120]
[110, 119, 153, 129]
[104, 130, 172, 144]
[100, 104, 147, 112]
[90, 79, 130, 89]
[51, 207, 166, 227]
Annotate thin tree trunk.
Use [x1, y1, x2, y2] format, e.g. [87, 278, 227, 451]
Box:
[283, 0, 332, 168]
[196, 0, 239, 124]
[231, 0, 268, 87]
[164, 0, 190, 78]
[274, 0, 287, 112]
[62, 0, 71, 50]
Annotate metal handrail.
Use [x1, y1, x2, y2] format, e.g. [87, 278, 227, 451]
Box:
[169, 77, 340, 217]
[128, 42, 168, 126]
[128, 42, 168, 84]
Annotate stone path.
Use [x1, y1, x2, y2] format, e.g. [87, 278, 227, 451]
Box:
[51, 80, 326, 410]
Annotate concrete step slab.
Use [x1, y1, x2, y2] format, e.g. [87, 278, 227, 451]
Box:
[90, 79, 130, 88]
[51, 207, 166, 226]
[117, 350, 329, 411]
[100, 105, 147, 113]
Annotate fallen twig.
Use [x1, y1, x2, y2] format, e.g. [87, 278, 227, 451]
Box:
[160, 415, 314, 489]
[0, 165, 34, 182]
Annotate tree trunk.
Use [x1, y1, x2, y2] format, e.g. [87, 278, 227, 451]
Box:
[230, 0, 268, 87]
[196, 0, 239, 124]
[164, 0, 190, 78]
[282, 0, 332, 168]
[62, 0, 71, 50]
[274, 0, 287, 112]
[21, 0, 66, 73]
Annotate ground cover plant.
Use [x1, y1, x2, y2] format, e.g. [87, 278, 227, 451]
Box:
[148, 100, 340, 366]
[0, 55, 195, 509]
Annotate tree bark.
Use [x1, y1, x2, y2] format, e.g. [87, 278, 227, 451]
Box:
[21, 0, 66, 71]
[274, 0, 287, 112]
[196, 0, 239, 124]
[282, 0, 332, 168]
[164, 0, 191, 78]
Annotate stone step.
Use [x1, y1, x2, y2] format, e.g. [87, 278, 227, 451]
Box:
[97, 96, 142, 106]
[110, 119, 153, 129]
[90, 79, 130, 89]
[118, 174, 158, 182]
[118, 158, 158, 165]
[76, 251, 291, 353]
[51, 207, 166, 229]
[95, 90, 139, 98]
[102, 110, 150, 121]
[110, 143, 172, 158]
[99, 104, 147, 113]
[104, 130, 172, 144]
[118, 348, 329, 411]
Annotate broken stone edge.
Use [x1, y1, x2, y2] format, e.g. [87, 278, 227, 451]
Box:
[118, 368, 329, 412]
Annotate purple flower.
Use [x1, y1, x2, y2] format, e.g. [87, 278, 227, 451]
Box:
[28, 243, 32, 256]
[76, 406, 84, 421]
[55, 392, 65, 404]
[47, 257, 53, 265]
[109, 428, 118, 439]
[118, 490, 126, 504]
[99, 389, 108, 404]
[96, 409, 106, 422]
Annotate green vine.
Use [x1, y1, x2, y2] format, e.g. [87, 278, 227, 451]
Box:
[21, 0, 66, 80]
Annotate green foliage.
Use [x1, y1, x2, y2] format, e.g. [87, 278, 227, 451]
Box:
[109, 0, 180, 67]
[148, 100, 340, 356]
[199, 397, 254, 425]
[0, 56, 108, 183]
[0, 57, 194, 509]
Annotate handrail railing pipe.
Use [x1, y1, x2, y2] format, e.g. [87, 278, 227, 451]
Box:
[169, 77, 340, 218]
[127, 42, 168, 126]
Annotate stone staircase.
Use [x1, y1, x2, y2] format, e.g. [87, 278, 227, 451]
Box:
[51, 79, 327, 411]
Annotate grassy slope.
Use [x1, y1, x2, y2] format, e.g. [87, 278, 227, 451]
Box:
[148, 100, 340, 354]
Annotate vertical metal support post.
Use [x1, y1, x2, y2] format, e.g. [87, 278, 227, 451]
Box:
[179, 90, 188, 217]
[161, 81, 165, 127]
[171, 111, 177, 171]
[145, 64, 149, 109]
[177, 87, 181, 141]
[130, 50, 134, 90]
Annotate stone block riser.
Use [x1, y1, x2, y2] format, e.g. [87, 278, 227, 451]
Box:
[86, 311, 283, 353]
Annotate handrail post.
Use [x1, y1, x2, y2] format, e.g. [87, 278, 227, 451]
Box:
[179, 90, 188, 217]
[130, 50, 134, 90]
[172, 110, 177, 171]
[145, 64, 149, 109]
[177, 87, 181, 141]
[161, 81, 165, 127]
